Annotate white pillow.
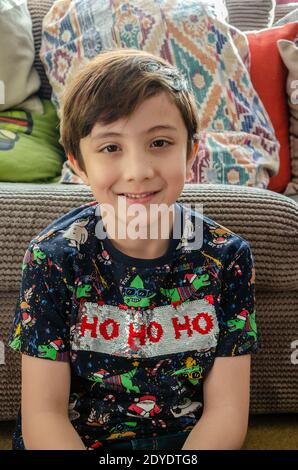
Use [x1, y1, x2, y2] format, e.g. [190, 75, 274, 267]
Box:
[0, 0, 42, 113]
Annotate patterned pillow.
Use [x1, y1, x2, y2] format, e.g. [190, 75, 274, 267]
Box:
[41, 0, 279, 188]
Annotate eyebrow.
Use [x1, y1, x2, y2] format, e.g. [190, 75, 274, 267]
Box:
[91, 125, 178, 141]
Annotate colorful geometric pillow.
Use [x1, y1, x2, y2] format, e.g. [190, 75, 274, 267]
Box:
[278, 38, 298, 195]
[41, 0, 279, 189]
[0, 100, 65, 183]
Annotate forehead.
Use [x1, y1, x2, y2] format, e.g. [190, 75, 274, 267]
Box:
[89, 92, 187, 140]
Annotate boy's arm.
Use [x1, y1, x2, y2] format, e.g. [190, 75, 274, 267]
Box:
[182, 354, 251, 450]
[22, 354, 86, 450]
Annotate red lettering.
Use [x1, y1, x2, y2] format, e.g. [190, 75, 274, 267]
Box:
[147, 321, 163, 343]
[99, 319, 119, 340]
[172, 316, 192, 339]
[192, 312, 213, 335]
[128, 323, 146, 349]
[81, 315, 98, 338]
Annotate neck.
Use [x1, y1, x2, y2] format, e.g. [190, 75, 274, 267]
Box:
[102, 208, 176, 259]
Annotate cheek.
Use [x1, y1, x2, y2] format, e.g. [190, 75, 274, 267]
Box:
[86, 163, 116, 188]
[165, 160, 187, 182]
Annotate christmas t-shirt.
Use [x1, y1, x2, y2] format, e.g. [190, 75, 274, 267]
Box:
[9, 201, 257, 449]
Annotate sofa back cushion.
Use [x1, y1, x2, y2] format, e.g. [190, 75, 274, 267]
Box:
[27, 0, 54, 100]
[225, 0, 276, 31]
[274, 1, 298, 23]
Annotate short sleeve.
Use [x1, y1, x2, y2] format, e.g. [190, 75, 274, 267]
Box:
[216, 240, 257, 356]
[8, 241, 71, 362]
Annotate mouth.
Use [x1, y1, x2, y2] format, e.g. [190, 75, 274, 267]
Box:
[116, 191, 160, 203]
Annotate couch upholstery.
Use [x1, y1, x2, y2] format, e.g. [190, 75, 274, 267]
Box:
[0, 1, 297, 421]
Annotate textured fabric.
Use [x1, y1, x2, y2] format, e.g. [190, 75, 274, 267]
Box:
[274, 2, 298, 23]
[274, 6, 298, 25]
[26, 0, 228, 99]
[289, 192, 298, 202]
[27, 0, 54, 100]
[225, 0, 276, 31]
[40, 0, 279, 189]
[8, 201, 256, 448]
[246, 22, 298, 193]
[278, 39, 298, 196]
[0, 0, 42, 113]
[0, 100, 65, 182]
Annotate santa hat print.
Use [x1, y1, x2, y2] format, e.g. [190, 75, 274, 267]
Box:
[237, 309, 249, 321]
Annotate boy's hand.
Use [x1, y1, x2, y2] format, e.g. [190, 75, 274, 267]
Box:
[182, 355, 251, 450]
[21, 354, 86, 450]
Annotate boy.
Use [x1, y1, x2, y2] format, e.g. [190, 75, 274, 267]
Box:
[9, 49, 257, 450]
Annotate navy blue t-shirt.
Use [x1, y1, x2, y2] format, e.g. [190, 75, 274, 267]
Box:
[9, 201, 257, 449]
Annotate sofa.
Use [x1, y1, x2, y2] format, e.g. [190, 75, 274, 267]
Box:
[0, 0, 297, 421]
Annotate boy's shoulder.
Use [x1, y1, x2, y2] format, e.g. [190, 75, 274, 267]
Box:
[27, 201, 98, 259]
[181, 203, 251, 260]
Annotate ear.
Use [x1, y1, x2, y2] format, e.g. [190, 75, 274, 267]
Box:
[186, 141, 199, 181]
[67, 153, 90, 186]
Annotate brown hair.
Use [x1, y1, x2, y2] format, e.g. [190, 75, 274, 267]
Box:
[60, 48, 199, 172]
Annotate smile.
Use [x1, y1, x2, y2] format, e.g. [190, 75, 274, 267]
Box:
[117, 191, 160, 204]
[119, 191, 158, 198]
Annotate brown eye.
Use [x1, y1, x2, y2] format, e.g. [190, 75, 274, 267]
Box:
[100, 145, 119, 153]
[152, 139, 170, 148]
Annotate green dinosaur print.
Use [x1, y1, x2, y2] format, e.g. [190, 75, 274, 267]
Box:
[160, 273, 210, 302]
[9, 323, 22, 351]
[38, 344, 58, 360]
[33, 247, 46, 264]
[9, 335, 21, 351]
[89, 368, 140, 394]
[173, 365, 203, 386]
[76, 284, 92, 299]
[172, 357, 203, 386]
[227, 310, 257, 342]
[22, 246, 47, 270]
[110, 421, 137, 433]
[123, 275, 156, 307]
[120, 369, 140, 393]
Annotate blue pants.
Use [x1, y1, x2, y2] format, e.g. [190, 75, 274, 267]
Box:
[103, 432, 189, 451]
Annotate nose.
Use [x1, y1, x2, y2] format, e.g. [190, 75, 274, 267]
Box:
[122, 148, 155, 182]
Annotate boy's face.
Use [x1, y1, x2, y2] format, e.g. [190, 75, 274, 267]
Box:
[68, 92, 198, 234]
